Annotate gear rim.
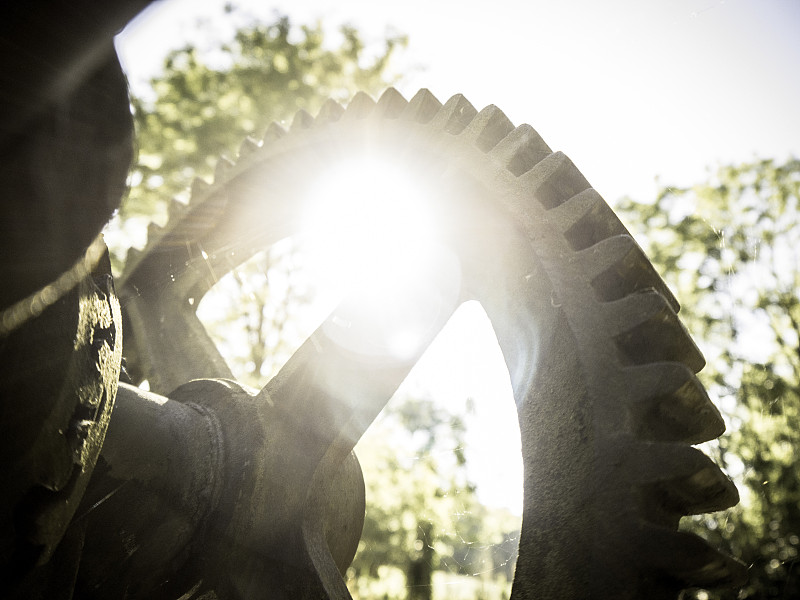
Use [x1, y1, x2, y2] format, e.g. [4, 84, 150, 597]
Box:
[117, 87, 746, 599]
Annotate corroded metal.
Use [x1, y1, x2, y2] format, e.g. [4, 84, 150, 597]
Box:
[115, 88, 746, 598]
[73, 381, 366, 598]
[0, 3, 747, 597]
[0, 3, 145, 595]
[0, 244, 123, 596]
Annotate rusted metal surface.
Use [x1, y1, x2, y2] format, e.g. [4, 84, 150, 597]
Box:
[0, 3, 145, 595]
[115, 88, 746, 598]
[72, 381, 366, 598]
[0, 245, 123, 597]
[0, 3, 746, 597]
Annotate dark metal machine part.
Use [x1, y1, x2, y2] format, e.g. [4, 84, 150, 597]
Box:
[1, 2, 150, 596]
[0, 0, 156, 309]
[0, 1, 747, 598]
[112, 88, 748, 598]
[74, 381, 366, 598]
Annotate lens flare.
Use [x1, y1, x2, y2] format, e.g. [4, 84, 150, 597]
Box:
[301, 153, 461, 361]
[303, 155, 439, 273]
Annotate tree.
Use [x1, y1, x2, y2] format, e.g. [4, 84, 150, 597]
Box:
[617, 158, 800, 599]
[109, 8, 406, 268]
[196, 240, 322, 386]
[348, 394, 520, 600]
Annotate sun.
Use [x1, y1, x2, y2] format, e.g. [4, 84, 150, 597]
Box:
[302, 154, 438, 277]
[300, 152, 462, 361]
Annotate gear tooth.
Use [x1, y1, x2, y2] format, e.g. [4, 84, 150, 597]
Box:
[489, 124, 552, 176]
[605, 291, 705, 372]
[237, 136, 260, 158]
[460, 105, 514, 152]
[261, 121, 287, 143]
[427, 94, 478, 134]
[344, 91, 376, 119]
[375, 87, 408, 117]
[121, 246, 143, 283]
[668, 458, 740, 516]
[175, 195, 227, 245]
[518, 151, 591, 209]
[290, 109, 314, 131]
[168, 198, 188, 220]
[549, 188, 628, 248]
[634, 526, 748, 589]
[190, 177, 211, 204]
[316, 98, 345, 123]
[124, 246, 141, 268]
[403, 89, 442, 123]
[579, 234, 679, 311]
[633, 444, 739, 517]
[147, 221, 163, 242]
[214, 157, 235, 184]
[604, 443, 737, 533]
[623, 363, 725, 444]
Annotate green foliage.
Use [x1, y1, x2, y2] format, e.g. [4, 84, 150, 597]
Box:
[195, 241, 327, 386]
[618, 158, 800, 599]
[349, 395, 519, 600]
[128, 13, 405, 217]
[109, 8, 406, 270]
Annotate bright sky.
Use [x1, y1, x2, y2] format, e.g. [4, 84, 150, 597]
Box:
[119, 0, 800, 203]
[116, 0, 800, 513]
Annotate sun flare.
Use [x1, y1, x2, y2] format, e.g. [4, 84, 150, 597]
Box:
[303, 155, 439, 277]
[301, 153, 462, 360]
